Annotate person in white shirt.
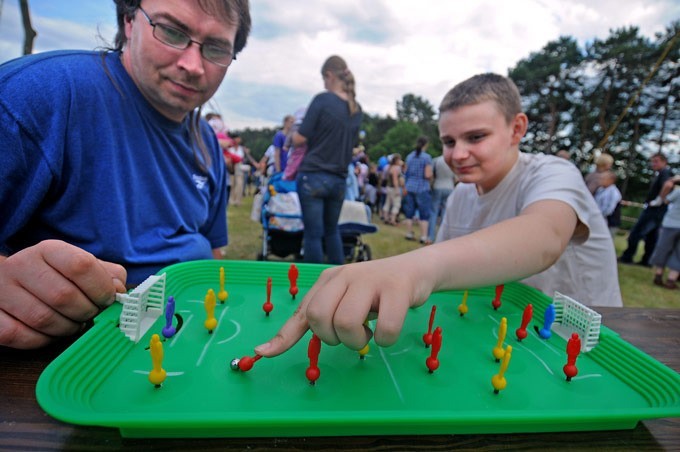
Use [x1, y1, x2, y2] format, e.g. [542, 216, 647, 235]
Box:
[593, 171, 622, 237]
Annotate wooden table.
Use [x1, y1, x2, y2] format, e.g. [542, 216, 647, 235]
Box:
[1, 307, 678, 451]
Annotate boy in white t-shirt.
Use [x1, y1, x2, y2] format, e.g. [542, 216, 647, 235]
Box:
[254, 73, 622, 358]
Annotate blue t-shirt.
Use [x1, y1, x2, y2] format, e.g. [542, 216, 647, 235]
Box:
[297, 92, 362, 177]
[0, 50, 228, 284]
[272, 130, 288, 172]
[377, 155, 389, 172]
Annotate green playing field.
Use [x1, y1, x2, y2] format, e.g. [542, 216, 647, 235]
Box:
[36, 260, 680, 438]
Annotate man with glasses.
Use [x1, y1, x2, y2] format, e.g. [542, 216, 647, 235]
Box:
[0, 0, 251, 349]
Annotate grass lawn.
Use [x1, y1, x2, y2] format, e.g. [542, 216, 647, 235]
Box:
[222, 194, 678, 309]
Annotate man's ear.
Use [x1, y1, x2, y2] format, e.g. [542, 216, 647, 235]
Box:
[510, 113, 528, 145]
[123, 7, 137, 35]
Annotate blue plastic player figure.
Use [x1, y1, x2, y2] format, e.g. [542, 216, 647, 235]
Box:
[162, 296, 177, 339]
[538, 304, 555, 339]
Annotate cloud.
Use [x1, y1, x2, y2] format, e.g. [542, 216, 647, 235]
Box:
[1, 0, 677, 131]
[216, 0, 568, 127]
[0, 2, 116, 60]
[217, 0, 678, 129]
[545, 0, 678, 42]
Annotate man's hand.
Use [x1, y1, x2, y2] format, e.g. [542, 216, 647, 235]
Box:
[0, 240, 127, 349]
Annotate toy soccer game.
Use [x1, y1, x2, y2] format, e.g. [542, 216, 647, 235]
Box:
[36, 260, 680, 438]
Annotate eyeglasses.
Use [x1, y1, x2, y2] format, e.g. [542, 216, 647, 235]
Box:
[137, 7, 235, 67]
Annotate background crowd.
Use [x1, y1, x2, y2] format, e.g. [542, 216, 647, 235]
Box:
[208, 107, 679, 294]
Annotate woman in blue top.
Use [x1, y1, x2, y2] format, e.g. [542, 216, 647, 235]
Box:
[293, 56, 363, 264]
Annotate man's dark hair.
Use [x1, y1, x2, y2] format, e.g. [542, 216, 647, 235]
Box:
[651, 152, 668, 163]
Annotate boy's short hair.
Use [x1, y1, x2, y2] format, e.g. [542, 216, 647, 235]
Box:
[439, 73, 522, 123]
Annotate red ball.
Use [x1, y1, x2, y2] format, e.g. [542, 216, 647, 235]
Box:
[426, 357, 440, 372]
[238, 356, 254, 372]
[563, 364, 578, 379]
[516, 328, 528, 340]
[263, 302, 273, 313]
[423, 333, 433, 347]
[306, 366, 320, 383]
[290, 286, 299, 296]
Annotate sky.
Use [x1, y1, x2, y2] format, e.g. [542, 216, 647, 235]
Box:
[0, 0, 677, 133]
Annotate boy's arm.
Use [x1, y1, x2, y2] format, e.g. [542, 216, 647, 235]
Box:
[256, 199, 577, 356]
[0, 241, 127, 349]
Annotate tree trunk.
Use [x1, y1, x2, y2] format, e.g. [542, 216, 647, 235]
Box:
[621, 117, 640, 199]
[546, 101, 557, 153]
[658, 102, 668, 153]
[20, 0, 37, 55]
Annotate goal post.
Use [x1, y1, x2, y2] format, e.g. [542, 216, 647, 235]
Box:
[551, 292, 602, 352]
[115, 273, 166, 343]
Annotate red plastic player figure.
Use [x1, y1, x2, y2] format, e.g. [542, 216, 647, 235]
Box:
[422, 305, 437, 348]
[515, 303, 533, 341]
[238, 354, 262, 372]
[306, 334, 321, 385]
[492, 284, 504, 310]
[288, 264, 299, 300]
[263, 277, 274, 316]
[563, 332, 581, 381]
[426, 327, 442, 373]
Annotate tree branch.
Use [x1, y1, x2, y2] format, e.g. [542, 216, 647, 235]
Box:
[20, 0, 37, 55]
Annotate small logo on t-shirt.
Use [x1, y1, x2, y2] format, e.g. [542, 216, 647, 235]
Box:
[192, 174, 208, 190]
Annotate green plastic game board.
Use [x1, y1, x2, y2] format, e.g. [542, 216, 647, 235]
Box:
[36, 260, 680, 438]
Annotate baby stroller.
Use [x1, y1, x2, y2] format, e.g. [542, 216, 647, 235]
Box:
[257, 175, 378, 262]
[257, 173, 304, 261]
[338, 200, 378, 262]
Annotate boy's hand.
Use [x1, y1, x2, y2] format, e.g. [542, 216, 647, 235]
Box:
[0, 240, 127, 349]
[255, 256, 432, 357]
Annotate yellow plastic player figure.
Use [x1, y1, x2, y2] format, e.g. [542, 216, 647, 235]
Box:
[492, 345, 512, 394]
[358, 319, 370, 359]
[492, 317, 507, 362]
[457, 290, 469, 316]
[358, 343, 370, 359]
[204, 288, 218, 333]
[148, 334, 167, 388]
[218, 267, 228, 303]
